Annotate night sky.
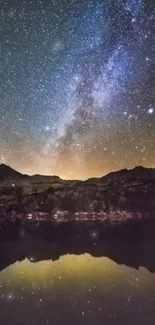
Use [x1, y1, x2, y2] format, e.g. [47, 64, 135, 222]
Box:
[1, 0, 155, 179]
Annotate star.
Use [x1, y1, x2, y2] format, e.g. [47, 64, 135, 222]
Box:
[148, 108, 154, 114]
[45, 126, 50, 131]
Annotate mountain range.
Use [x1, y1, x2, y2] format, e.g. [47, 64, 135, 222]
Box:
[1, 163, 155, 187]
[0, 164, 155, 219]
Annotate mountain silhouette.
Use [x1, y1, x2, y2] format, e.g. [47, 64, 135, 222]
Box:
[1, 164, 155, 216]
[0, 164, 24, 181]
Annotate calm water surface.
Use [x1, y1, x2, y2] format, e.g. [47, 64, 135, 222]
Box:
[0, 254, 155, 325]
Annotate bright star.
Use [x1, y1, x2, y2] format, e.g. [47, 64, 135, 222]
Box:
[45, 126, 50, 131]
[148, 108, 154, 114]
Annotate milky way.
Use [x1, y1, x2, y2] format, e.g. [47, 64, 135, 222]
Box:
[1, 0, 155, 179]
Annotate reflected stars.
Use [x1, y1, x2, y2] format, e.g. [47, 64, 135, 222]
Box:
[0, 254, 155, 324]
[90, 230, 99, 240]
[29, 257, 35, 262]
[7, 293, 14, 301]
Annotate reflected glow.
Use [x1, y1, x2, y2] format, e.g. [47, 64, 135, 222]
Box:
[1, 254, 153, 289]
[1, 254, 155, 324]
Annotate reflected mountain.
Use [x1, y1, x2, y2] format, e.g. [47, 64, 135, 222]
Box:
[1, 217, 155, 274]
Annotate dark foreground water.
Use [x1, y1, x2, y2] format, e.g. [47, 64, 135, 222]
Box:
[0, 254, 155, 325]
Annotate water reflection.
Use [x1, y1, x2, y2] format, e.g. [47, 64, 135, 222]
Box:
[0, 254, 155, 325]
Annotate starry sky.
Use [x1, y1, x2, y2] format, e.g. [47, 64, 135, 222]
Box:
[1, 0, 155, 179]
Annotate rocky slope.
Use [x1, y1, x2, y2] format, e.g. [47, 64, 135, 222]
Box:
[0, 163, 69, 193]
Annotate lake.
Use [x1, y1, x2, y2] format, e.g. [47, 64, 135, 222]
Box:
[0, 254, 155, 324]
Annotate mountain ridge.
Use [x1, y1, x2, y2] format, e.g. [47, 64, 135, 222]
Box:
[0, 163, 155, 220]
[0, 163, 155, 183]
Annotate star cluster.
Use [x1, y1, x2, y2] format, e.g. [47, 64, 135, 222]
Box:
[1, 0, 155, 179]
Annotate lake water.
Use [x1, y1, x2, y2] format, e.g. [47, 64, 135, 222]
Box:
[0, 254, 155, 325]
